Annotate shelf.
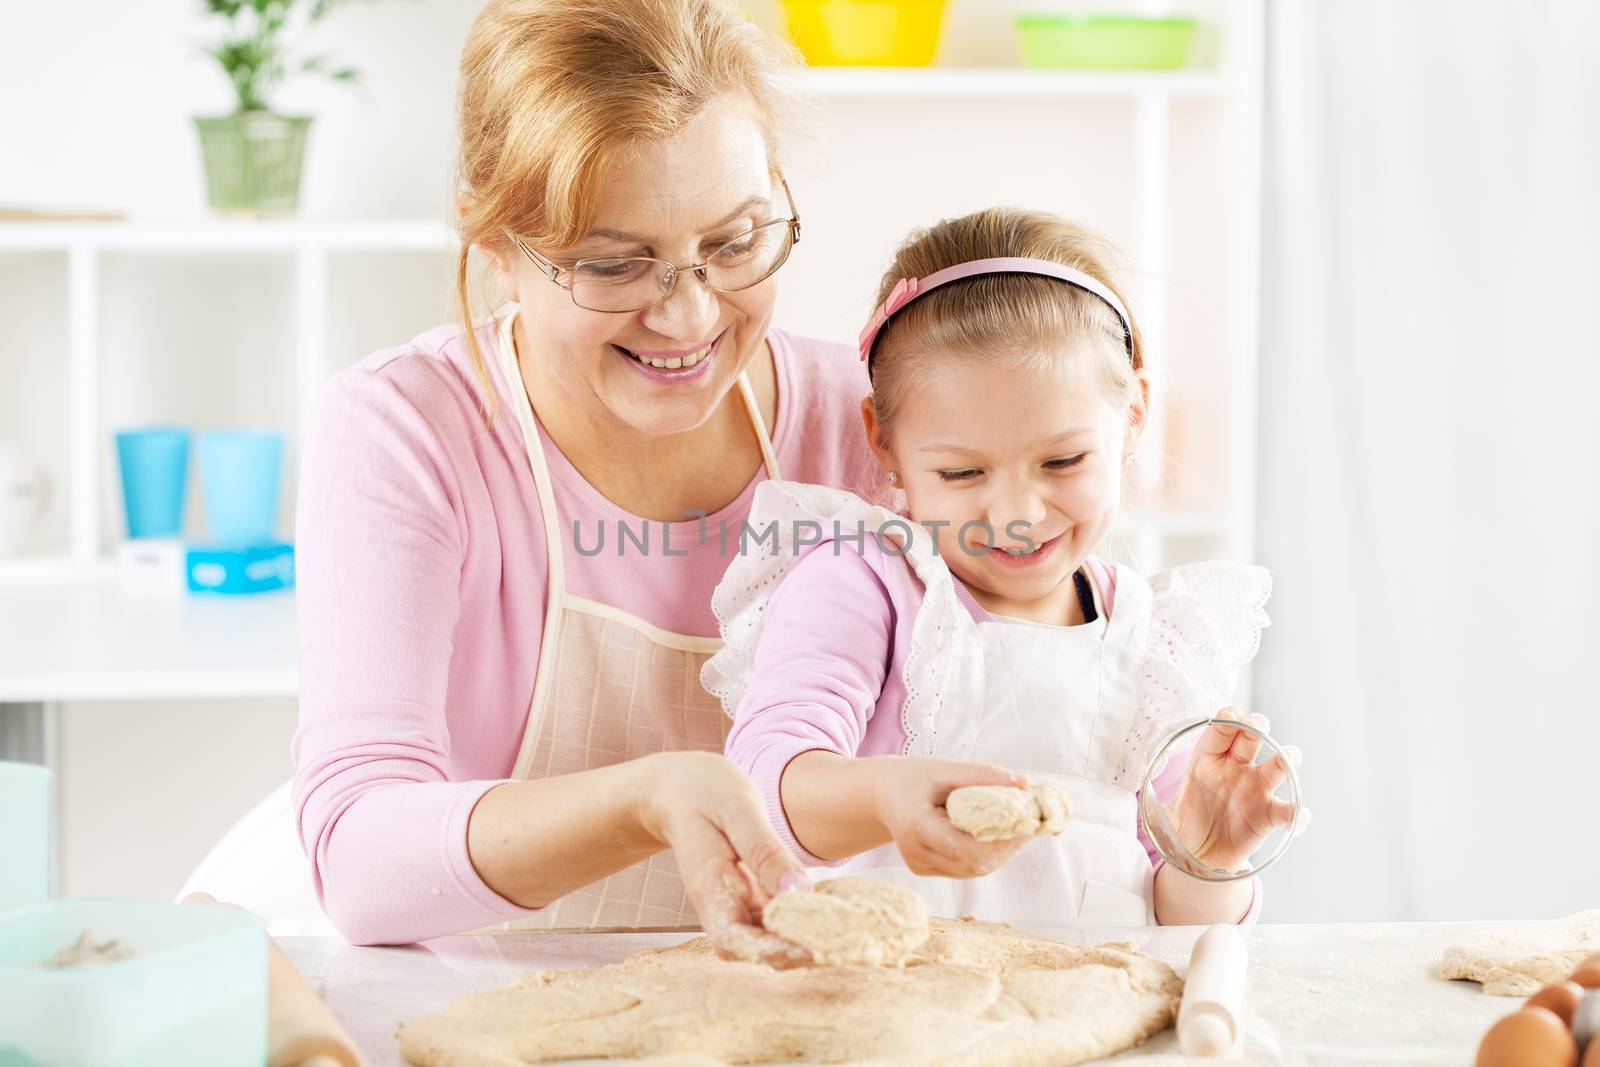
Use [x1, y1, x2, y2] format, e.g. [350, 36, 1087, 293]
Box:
[800, 67, 1231, 101]
[0, 576, 296, 702]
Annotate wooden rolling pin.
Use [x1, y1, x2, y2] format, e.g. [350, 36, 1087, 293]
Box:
[183, 893, 366, 1067]
[1177, 925, 1249, 1056]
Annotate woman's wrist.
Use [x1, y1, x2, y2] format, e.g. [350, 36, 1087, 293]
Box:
[632, 750, 690, 846]
[466, 761, 666, 909]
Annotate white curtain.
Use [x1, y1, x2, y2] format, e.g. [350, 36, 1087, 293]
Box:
[1255, 1, 1600, 922]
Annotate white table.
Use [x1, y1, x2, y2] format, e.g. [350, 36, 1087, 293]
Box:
[279, 920, 1524, 1067]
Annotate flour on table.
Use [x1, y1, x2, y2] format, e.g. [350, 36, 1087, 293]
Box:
[947, 783, 1072, 842]
[399, 914, 1181, 1067]
[1440, 910, 1600, 995]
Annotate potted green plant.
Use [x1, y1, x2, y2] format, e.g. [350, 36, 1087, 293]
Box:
[194, 0, 372, 216]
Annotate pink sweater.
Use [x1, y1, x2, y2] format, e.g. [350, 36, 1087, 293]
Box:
[723, 535, 1262, 923]
[292, 318, 878, 945]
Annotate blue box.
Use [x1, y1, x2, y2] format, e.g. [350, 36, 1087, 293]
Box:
[185, 541, 294, 595]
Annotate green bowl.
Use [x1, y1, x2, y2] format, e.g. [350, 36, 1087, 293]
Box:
[1014, 14, 1197, 71]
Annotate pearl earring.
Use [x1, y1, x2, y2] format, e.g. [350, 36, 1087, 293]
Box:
[886, 471, 898, 485]
[1126, 453, 1138, 466]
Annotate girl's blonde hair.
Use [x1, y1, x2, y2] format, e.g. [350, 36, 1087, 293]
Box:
[453, 0, 803, 415]
[867, 207, 1145, 438]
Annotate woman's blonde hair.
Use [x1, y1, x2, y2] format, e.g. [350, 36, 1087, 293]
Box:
[866, 207, 1145, 439]
[454, 0, 803, 415]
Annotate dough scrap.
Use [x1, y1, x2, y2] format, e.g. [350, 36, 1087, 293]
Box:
[947, 783, 1072, 842]
[761, 877, 929, 967]
[1440, 910, 1600, 995]
[41, 929, 138, 969]
[400, 915, 1181, 1067]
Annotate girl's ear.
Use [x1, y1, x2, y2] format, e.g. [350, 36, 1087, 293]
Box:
[1125, 370, 1151, 458]
[859, 395, 896, 477]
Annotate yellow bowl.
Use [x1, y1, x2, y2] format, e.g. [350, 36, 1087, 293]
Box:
[781, 0, 949, 67]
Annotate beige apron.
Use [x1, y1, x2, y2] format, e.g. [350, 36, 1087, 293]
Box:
[489, 305, 782, 930]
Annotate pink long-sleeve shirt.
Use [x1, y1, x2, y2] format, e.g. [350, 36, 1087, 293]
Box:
[292, 317, 878, 945]
[723, 534, 1262, 924]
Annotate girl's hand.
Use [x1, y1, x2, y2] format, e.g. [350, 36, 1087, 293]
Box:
[1166, 708, 1301, 873]
[869, 758, 1032, 878]
[636, 751, 814, 968]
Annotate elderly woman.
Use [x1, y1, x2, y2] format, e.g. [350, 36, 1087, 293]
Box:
[290, 0, 891, 959]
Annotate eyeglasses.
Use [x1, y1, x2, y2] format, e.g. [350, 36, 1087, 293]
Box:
[508, 178, 801, 314]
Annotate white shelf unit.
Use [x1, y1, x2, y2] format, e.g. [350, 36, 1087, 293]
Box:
[0, 222, 459, 588]
[800, 67, 1232, 101]
[0, 9, 1262, 691]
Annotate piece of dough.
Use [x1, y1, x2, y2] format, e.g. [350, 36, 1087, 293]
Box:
[1440, 910, 1600, 995]
[41, 929, 138, 969]
[947, 783, 1072, 842]
[400, 915, 1181, 1067]
[761, 877, 929, 967]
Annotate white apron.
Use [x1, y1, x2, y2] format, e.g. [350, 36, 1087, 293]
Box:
[829, 563, 1159, 928]
[702, 480, 1271, 930]
[489, 304, 782, 930]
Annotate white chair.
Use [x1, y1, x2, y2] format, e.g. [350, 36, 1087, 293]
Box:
[177, 778, 340, 938]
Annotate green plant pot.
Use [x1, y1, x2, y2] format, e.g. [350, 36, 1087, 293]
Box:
[1013, 14, 1197, 71]
[194, 111, 312, 216]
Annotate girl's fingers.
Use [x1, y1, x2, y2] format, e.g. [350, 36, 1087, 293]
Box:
[1230, 713, 1269, 765]
[918, 824, 973, 869]
[1291, 806, 1313, 838]
[1268, 797, 1297, 830]
[1196, 710, 1243, 759]
[1257, 751, 1290, 793]
[934, 762, 1029, 800]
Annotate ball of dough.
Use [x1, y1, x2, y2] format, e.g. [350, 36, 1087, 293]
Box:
[947, 783, 1072, 842]
[761, 877, 930, 967]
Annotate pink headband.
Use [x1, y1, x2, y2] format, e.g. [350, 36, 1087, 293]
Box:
[857, 256, 1133, 370]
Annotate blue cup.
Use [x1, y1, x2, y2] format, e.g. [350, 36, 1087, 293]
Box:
[198, 430, 283, 544]
[115, 427, 190, 539]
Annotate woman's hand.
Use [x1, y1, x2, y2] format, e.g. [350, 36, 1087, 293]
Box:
[635, 751, 814, 968]
[869, 758, 1032, 878]
[1166, 708, 1301, 873]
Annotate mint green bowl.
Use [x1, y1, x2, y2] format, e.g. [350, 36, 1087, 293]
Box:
[0, 899, 267, 1067]
[1014, 14, 1197, 71]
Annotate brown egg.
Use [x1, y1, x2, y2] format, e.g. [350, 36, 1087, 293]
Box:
[1474, 1007, 1578, 1067]
[1570, 964, 1600, 990]
[1584, 1036, 1600, 1067]
[1528, 982, 1586, 1027]
[1579, 952, 1600, 971]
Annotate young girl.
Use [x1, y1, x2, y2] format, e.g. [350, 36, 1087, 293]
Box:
[701, 207, 1299, 928]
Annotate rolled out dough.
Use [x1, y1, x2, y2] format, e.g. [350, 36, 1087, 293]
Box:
[760, 877, 929, 968]
[399, 915, 1181, 1066]
[1439, 910, 1600, 995]
[947, 783, 1071, 842]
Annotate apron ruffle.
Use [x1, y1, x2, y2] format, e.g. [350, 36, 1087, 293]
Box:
[700, 480, 966, 757]
[1114, 561, 1274, 787]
